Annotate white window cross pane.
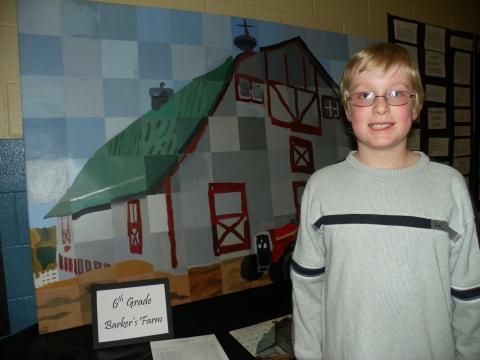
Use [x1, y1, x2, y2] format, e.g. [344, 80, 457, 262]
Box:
[238, 79, 250, 99]
[252, 83, 263, 101]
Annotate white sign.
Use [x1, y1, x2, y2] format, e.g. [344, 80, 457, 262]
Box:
[91, 278, 173, 349]
[425, 84, 446, 103]
[428, 107, 446, 129]
[450, 36, 473, 51]
[424, 25, 445, 52]
[393, 19, 417, 44]
[428, 137, 449, 157]
[425, 50, 445, 78]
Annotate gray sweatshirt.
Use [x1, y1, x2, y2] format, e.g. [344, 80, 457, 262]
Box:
[291, 151, 480, 360]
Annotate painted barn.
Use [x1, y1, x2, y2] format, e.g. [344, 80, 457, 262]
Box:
[44, 36, 350, 290]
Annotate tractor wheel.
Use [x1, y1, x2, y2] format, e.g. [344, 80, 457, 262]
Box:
[269, 250, 294, 283]
[240, 254, 263, 281]
[281, 250, 293, 281]
[268, 261, 283, 283]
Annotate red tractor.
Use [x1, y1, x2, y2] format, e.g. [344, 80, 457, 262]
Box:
[240, 221, 298, 282]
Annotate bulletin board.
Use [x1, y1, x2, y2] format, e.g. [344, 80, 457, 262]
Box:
[388, 14, 479, 209]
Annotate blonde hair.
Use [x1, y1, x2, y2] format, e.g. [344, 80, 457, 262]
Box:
[340, 43, 424, 114]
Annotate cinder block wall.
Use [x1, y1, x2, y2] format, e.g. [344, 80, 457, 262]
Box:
[0, 0, 478, 334]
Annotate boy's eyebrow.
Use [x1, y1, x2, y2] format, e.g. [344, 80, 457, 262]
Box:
[350, 82, 412, 92]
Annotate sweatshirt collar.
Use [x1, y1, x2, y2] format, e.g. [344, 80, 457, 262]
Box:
[346, 151, 430, 178]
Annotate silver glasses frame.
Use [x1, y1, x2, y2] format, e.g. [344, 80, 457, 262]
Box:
[347, 90, 417, 107]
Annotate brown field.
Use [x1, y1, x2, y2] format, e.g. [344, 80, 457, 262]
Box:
[35, 256, 271, 334]
[188, 262, 223, 301]
[36, 284, 83, 334]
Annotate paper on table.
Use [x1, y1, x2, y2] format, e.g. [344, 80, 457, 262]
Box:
[229, 315, 293, 358]
[150, 334, 229, 360]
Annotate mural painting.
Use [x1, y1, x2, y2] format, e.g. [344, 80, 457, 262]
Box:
[18, 0, 374, 333]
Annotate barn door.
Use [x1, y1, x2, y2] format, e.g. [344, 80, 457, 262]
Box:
[208, 183, 251, 256]
[127, 199, 143, 255]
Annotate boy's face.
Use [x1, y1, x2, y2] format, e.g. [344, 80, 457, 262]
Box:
[344, 64, 420, 154]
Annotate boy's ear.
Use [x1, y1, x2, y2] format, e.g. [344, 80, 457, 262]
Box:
[412, 101, 423, 120]
[344, 104, 352, 122]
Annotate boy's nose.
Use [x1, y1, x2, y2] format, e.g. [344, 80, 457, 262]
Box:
[372, 96, 389, 114]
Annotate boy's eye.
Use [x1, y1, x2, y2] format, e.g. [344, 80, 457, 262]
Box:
[387, 90, 404, 97]
[356, 92, 374, 100]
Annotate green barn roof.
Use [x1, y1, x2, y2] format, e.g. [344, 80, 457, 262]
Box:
[45, 57, 234, 218]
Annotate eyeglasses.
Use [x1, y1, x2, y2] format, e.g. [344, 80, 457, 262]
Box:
[347, 90, 417, 107]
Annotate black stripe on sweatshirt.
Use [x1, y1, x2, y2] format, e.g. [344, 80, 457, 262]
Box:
[451, 286, 480, 301]
[291, 259, 325, 277]
[313, 214, 458, 241]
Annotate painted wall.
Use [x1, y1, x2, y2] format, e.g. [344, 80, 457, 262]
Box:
[0, 0, 478, 335]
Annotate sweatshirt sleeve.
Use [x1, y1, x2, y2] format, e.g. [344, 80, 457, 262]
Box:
[450, 212, 480, 359]
[291, 178, 326, 360]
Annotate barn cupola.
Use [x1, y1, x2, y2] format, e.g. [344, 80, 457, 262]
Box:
[234, 19, 257, 52]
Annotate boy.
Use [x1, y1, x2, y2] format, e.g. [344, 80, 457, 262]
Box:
[291, 43, 480, 359]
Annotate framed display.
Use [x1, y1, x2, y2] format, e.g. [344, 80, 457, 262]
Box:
[91, 278, 173, 349]
[388, 14, 479, 209]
